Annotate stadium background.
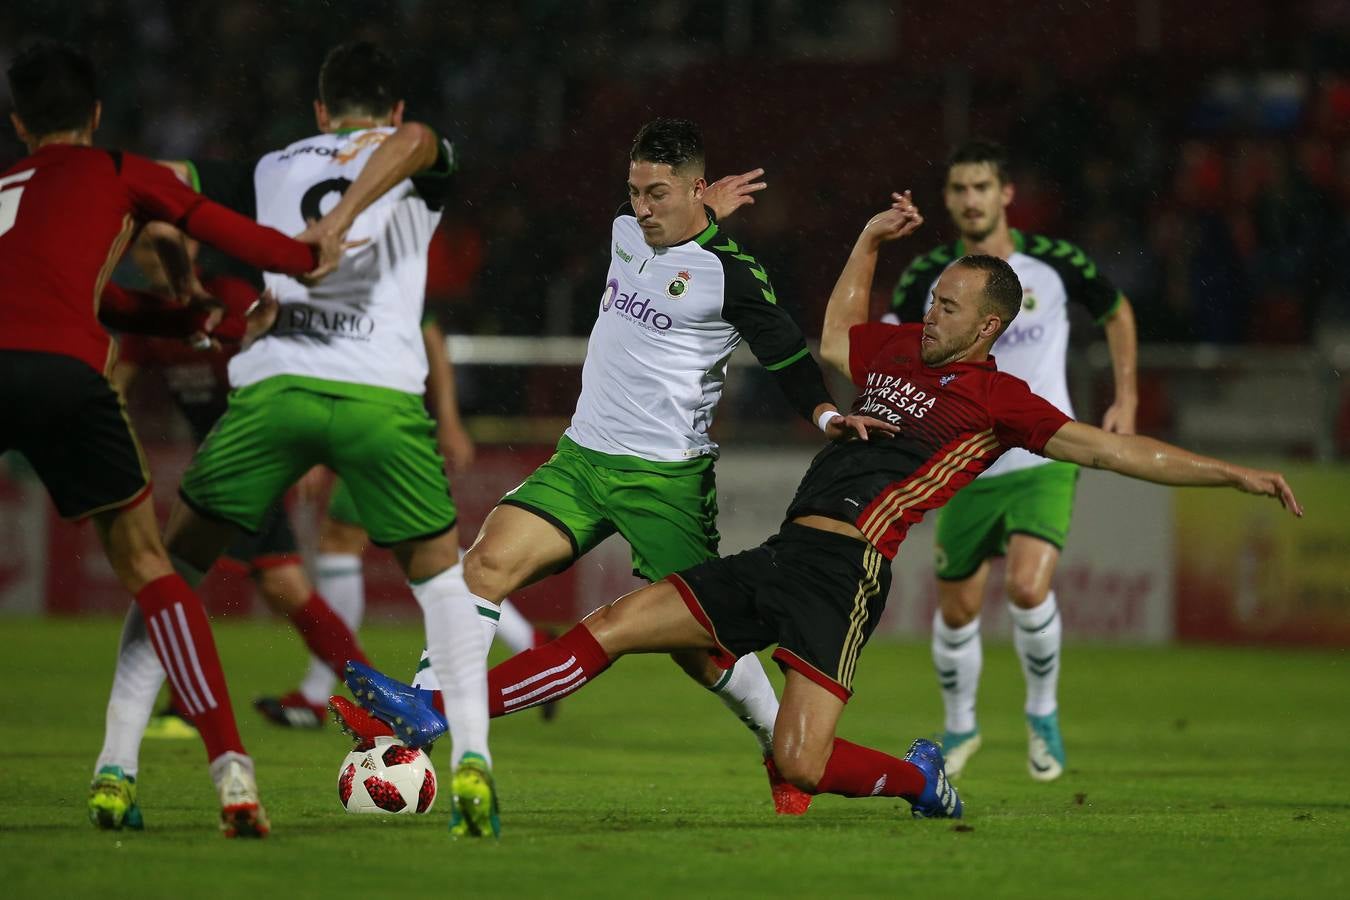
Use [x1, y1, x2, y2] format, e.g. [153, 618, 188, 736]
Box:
[1, 0, 1347, 648]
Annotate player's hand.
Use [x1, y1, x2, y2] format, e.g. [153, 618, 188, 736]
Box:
[241, 290, 280, 349]
[824, 413, 900, 443]
[702, 168, 767, 220]
[438, 422, 476, 476]
[184, 295, 227, 351]
[1101, 397, 1138, 435]
[861, 191, 924, 247]
[295, 220, 368, 285]
[1232, 467, 1303, 517]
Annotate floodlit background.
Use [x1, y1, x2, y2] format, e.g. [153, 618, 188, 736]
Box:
[1, 0, 1346, 647]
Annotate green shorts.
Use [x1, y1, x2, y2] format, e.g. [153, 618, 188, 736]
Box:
[933, 461, 1078, 581]
[500, 435, 719, 582]
[327, 479, 362, 526]
[180, 375, 456, 547]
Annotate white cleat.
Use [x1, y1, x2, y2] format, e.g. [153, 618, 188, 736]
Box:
[940, 729, 982, 779]
[211, 753, 271, 838]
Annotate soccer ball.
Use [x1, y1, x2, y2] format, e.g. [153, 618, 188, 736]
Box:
[337, 736, 437, 814]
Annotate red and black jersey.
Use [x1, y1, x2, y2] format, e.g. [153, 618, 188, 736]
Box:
[0, 144, 315, 375]
[785, 323, 1070, 559]
[117, 273, 258, 441]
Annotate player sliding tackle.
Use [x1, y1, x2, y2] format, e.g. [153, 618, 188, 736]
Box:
[339, 192, 1301, 819]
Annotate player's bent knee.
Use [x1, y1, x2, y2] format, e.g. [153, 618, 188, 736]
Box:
[1006, 578, 1048, 610]
[938, 593, 980, 628]
[255, 565, 310, 613]
[772, 747, 825, 793]
[461, 544, 523, 602]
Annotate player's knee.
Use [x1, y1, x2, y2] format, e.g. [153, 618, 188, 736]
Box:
[772, 747, 825, 793]
[113, 546, 174, 592]
[255, 565, 309, 612]
[938, 594, 979, 628]
[318, 518, 367, 555]
[1006, 577, 1048, 610]
[461, 545, 517, 602]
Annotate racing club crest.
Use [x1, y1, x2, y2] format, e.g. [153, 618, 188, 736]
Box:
[666, 270, 691, 299]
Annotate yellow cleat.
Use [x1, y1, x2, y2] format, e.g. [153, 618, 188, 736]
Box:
[447, 753, 500, 838]
[88, 765, 143, 830]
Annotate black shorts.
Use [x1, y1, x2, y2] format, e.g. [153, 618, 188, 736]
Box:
[669, 522, 890, 702]
[0, 350, 151, 520]
[220, 503, 300, 572]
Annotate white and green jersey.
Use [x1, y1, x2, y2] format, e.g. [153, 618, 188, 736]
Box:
[565, 207, 813, 462]
[888, 229, 1122, 478]
[187, 127, 456, 396]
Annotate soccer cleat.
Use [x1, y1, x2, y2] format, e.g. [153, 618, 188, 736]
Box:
[214, 756, 269, 838]
[254, 692, 326, 729]
[447, 753, 500, 838]
[88, 765, 144, 831]
[328, 694, 396, 749]
[144, 701, 197, 740]
[903, 738, 963, 819]
[763, 756, 812, 816]
[939, 728, 982, 779]
[1026, 711, 1066, 782]
[344, 660, 447, 749]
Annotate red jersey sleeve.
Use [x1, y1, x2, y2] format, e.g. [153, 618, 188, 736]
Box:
[98, 283, 208, 338]
[848, 322, 911, 387]
[119, 153, 318, 276]
[989, 373, 1072, 453]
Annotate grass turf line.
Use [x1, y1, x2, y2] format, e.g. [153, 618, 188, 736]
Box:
[0, 618, 1346, 899]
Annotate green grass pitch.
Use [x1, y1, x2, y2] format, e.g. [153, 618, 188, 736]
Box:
[1, 618, 1346, 899]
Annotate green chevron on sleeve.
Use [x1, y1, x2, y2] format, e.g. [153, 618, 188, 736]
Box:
[713, 237, 777, 304]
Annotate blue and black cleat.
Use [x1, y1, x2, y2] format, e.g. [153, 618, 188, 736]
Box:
[343, 660, 447, 749]
[904, 738, 963, 819]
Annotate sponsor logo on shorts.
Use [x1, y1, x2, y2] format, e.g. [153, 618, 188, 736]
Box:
[600, 278, 674, 332]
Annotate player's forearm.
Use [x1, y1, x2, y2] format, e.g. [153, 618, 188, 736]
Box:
[1103, 296, 1138, 404]
[98, 284, 205, 337]
[181, 201, 317, 275]
[820, 237, 880, 376]
[320, 123, 439, 235]
[421, 322, 462, 427]
[1051, 424, 1239, 488]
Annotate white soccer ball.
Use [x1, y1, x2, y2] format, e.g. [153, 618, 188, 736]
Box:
[337, 736, 437, 814]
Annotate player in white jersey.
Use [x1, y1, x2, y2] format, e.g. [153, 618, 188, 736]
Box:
[340, 118, 859, 816]
[97, 42, 501, 837]
[886, 140, 1139, 781]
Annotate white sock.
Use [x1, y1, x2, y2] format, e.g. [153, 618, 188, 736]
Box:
[95, 605, 166, 779]
[932, 609, 982, 735]
[495, 599, 536, 654]
[410, 565, 490, 768]
[1009, 592, 1062, 717]
[298, 553, 365, 705]
[708, 654, 778, 756]
[410, 562, 499, 691]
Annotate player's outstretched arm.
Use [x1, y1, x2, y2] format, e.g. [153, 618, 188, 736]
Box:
[309, 122, 441, 240]
[1042, 421, 1303, 516]
[820, 192, 924, 379]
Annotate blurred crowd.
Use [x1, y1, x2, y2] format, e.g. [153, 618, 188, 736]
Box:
[3, 0, 1348, 353]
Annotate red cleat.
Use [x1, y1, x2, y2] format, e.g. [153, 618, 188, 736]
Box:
[328, 694, 394, 749]
[764, 756, 813, 816]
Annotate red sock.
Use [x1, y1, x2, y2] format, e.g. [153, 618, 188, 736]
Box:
[487, 623, 612, 717]
[531, 627, 551, 649]
[137, 574, 245, 762]
[288, 592, 369, 677]
[813, 738, 926, 799]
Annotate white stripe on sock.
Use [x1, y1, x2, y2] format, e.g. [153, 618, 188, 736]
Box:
[502, 665, 584, 708]
[173, 603, 217, 710]
[507, 677, 588, 711]
[501, 655, 578, 696]
[149, 614, 202, 715]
